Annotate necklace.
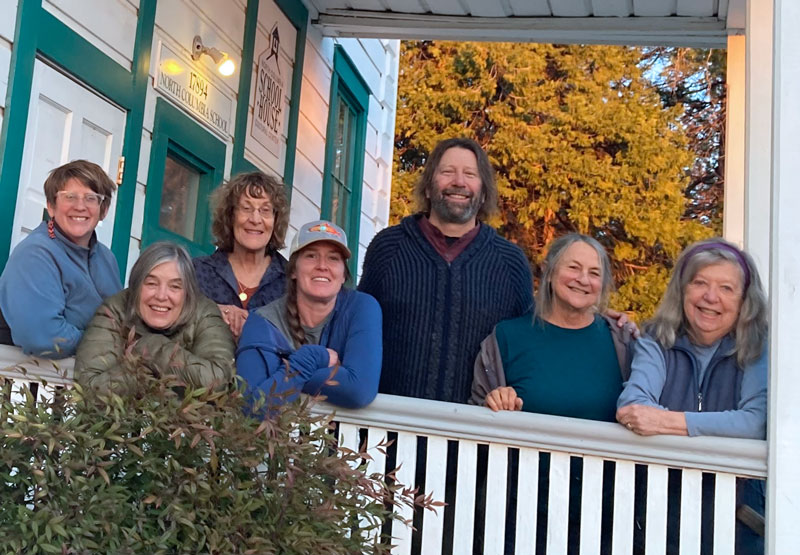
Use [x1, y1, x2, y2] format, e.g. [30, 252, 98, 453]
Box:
[237, 280, 250, 302]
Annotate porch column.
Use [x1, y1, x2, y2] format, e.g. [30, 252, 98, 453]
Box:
[766, 0, 800, 552]
[723, 35, 745, 247]
[745, 0, 773, 279]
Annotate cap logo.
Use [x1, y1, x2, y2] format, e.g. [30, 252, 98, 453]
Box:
[308, 223, 342, 237]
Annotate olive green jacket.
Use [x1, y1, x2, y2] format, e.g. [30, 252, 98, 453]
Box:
[75, 289, 235, 394]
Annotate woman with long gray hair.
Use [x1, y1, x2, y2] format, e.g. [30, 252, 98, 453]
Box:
[75, 242, 235, 394]
[616, 237, 768, 554]
[470, 232, 634, 420]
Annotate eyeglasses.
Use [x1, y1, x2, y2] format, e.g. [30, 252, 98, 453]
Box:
[236, 205, 274, 219]
[56, 191, 105, 207]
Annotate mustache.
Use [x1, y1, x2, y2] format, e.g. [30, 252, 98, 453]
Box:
[440, 188, 474, 198]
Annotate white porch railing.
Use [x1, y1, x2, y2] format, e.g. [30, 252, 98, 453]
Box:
[314, 394, 767, 555]
[1, 350, 766, 555]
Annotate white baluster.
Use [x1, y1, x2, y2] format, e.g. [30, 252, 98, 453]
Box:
[679, 469, 703, 555]
[453, 439, 478, 555]
[421, 436, 448, 554]
[391, 431, 417, 555]
[364, 427, 387, 544]
[645, 464, 669, 555]
[713, 473, 736, 555]
[612, 461, 635, 554]
[484, 444, 509, 553]
[514, 447, 539, 555]
[547, 452, 571, 554]
[580, 456, 604, 555]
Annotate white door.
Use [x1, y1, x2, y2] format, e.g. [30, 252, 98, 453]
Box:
[11, 59, 126, 249]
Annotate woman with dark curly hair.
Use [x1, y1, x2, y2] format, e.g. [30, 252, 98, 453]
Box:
[193, 171, 289, 339]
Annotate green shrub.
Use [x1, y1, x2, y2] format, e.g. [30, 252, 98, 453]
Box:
[0, 364, 427, 554]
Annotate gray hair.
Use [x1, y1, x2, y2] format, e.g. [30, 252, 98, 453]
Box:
[126, 242, 200, 329]
[535, 233, 614, 320]
[646, 237, 768, 366]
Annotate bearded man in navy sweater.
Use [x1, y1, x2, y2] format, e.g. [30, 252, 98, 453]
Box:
[359, 138, 534, 404]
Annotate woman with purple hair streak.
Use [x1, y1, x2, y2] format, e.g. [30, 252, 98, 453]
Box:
[617, 237, 768, 554]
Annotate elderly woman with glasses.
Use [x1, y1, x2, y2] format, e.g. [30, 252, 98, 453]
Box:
[75, 242, 234, 394]
[193, 171, 290, 340]
[0, 160, 122, 358]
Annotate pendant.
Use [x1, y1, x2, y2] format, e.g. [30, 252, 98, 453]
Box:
[239, 292, 248, 302]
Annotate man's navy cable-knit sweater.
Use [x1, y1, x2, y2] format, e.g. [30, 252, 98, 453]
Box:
[358, 215, 533, 403]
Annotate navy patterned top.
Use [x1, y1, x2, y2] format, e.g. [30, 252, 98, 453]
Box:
[193, 249, 287, 311]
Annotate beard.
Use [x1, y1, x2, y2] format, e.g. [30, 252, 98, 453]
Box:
[429, 187, 483, 225]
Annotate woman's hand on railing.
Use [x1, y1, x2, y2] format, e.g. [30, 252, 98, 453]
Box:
[485, 386, 523, 412]
[617, 404, 688, 436]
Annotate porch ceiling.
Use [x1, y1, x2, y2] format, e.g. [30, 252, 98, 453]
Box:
[303, 0, 745, 47]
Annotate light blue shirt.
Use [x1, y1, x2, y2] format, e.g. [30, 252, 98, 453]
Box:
[618, 335, 767, 439]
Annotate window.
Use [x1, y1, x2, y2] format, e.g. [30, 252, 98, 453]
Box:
[321, 46, 370, 276]
[143, 98, 226, 256]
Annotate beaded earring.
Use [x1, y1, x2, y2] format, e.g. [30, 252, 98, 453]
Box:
[47, 220, 56, 239]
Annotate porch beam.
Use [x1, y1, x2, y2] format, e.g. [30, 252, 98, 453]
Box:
[314, 11, 732, 47]
[744, 0, 773, 278]
[767, 0, 800, 552]
[724, 34, 745, 247]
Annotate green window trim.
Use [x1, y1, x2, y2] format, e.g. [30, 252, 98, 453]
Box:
[142, 98, 226, 257]
[231, 0, 308, 204]
[0, 0, 155, 278]
[321, 45, 371, 277]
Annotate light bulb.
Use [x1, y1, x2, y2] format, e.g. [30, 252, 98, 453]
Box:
[218, 58, 236, 77]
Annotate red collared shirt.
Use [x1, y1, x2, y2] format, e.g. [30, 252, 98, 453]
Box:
[418, 215, 481, 263]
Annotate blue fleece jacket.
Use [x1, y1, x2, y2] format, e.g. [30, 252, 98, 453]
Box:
[0, 221, 121, 358]
[236, 288, 382, 409]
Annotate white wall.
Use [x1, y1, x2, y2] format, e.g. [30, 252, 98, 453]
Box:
[291, 25, 399, 274]
[0, 0, 17, 129]
[1, 0, 399, 279]
[43, 0, 138, 71]
[124, 0, 245, 278]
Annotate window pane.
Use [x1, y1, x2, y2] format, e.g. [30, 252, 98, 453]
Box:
[160, 155, 200, 240]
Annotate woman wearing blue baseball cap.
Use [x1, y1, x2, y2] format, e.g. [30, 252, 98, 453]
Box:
[236, 220, 382, 409]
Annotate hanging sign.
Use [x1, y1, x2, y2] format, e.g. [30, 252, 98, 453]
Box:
[251, 23, 287, 156]
[155, 42, 233, 138]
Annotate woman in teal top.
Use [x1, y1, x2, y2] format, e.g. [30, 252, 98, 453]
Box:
[470, 233, 633, 420]
[471, 233, 635, 554]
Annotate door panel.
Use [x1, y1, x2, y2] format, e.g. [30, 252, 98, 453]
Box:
[12, 59, 126, 250]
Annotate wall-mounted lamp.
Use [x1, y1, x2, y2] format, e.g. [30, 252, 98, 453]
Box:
[192, 35, 236, 77]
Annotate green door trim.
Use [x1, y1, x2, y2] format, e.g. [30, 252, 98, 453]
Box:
[231, 0, 307, 202]
[320, 45, 371, 277]
[0, 0, 156, 278]
[142, 98, 226, 257]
